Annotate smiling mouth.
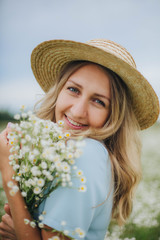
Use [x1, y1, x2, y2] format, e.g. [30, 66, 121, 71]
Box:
[65, 115, 88, 128]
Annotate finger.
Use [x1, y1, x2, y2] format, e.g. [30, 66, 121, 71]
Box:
[6, 123, 13, 135]
[0, 222, 15, 239]
[4, 204, 12, 217]
[1, 215, 14, 229]
[0, 231, 16, 240]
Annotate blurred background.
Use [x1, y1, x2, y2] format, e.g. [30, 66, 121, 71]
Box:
[0, 1, 160, 240]
[0, 0, 160, 114]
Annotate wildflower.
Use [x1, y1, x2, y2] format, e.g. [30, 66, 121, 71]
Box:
[9, 139, 15, 145]
[67, 153, 73, 159]
[25, 134, 31, 141]
[58, 120, 64, 125]
[52, 236, 60, 240]
[21, 112, 27, 118]
[30, 221, 36, 228]
[21, 192, 27, 197]
[24, 219, 30, 224]
[14, 114, 20, 120]
[80, 176, 86, 183]
[79, 185, 87, 192]
[12, 185, 19, 192]
[69, 159, 75, 165]
[9, 189, 18, 196]
[75, 228, 85, 238]
[7, 181, 14, 188]
[41, 161, 47, 169]
[20, 105, 25, 110]
[63, 230, 69, 235]
[9, 155, 14, 161]
[38, 215, 44, 221]
[65, 132, 70, 137]
[15, 176, 20, 181]
[76, 170, 83, 177]
[33, 187, 42, 195]
[37, 178, 45, 187]
[38, 222, 44, 228]
[61, 163, 70, 173]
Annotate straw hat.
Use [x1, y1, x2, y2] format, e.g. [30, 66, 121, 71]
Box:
[31, 39, 159, 130]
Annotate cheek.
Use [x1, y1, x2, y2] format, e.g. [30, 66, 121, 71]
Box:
[55, 91, 70, 118]
[90, 110, 110, 128]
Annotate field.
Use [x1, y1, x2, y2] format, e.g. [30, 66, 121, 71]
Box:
[0, 121, 160, 240]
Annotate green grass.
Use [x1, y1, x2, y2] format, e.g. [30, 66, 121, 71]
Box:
[120, 215, 160, 240]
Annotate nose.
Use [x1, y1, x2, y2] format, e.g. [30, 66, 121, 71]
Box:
[70, 98, 88, 119]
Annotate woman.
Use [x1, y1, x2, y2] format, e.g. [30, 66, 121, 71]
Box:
[0, 39, 159, 240]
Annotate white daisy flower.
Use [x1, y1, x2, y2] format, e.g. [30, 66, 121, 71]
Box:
[15, 176, 20, 181]
[41, 161, 47, 169]
[38, 215, 44, 221]
[37, 178, 45, 187]
[67, 153, 73, 159]
[7, 181, 14, 188]
[14, 114, 20, 120]
[58, 120, 64, 126]
[21, 192, 27, 197]
[20, 105, 25, 110]
[79, 185, 87, 192]
[24, 219, 30, 224]
[76, 170, 83, 177]
[61, 162, 70, 173]
[63, 230, 69, 235]
[30, 221, 36, 228]
[12, 185, 19, 192]
[33, 187, 42, 195]
[9, 189, 17, 196]
[52, 236, 60, 240]
[75, 227, 85, 238]
[80, 176, 86, 183]
[69, 159, 75, 165]
[9, 155, 14, 161]
[65, 132, 70, 138]
[38, 222, 44, 228]
[21, 112, 27, 118]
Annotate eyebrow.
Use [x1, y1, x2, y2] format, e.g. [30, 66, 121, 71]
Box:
[67, 79, 111, 102]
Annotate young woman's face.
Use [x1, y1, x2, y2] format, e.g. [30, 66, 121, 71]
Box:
[55, 64, 111, 131]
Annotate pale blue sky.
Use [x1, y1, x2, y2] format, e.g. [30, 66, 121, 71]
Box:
[0, 0, 160, 113]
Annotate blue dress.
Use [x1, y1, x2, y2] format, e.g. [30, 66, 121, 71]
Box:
[36, 138, 113, 240]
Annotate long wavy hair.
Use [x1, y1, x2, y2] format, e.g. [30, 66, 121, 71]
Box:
[35, 61, 142, 225]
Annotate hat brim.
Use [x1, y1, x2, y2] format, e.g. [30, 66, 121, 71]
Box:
[31, 39, 159, 130]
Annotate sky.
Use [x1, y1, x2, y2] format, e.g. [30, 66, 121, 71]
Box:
[0, 0, 160, 114]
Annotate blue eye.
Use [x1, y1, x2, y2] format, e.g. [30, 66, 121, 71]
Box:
[94, 99, 106, 107]
[68, 87, 79, 94]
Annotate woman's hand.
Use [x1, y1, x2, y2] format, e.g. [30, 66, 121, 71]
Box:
[0, 203, 17, 240]
[0, 124, 14, 177]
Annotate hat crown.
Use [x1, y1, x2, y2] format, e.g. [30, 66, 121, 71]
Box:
[86, 39, 137, 69]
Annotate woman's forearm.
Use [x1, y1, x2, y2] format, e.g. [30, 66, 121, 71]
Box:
[2, 170, 42, 240]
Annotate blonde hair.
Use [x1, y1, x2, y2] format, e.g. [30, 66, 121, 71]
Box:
[35, 61, 142, 225]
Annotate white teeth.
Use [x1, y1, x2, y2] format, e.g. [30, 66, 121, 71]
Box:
[67, 116, 84, 126]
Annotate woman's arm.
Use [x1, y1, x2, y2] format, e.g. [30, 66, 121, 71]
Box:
[0, 128, 70, 240]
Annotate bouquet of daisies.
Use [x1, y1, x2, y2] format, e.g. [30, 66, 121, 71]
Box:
[7, 108, 86, 216]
